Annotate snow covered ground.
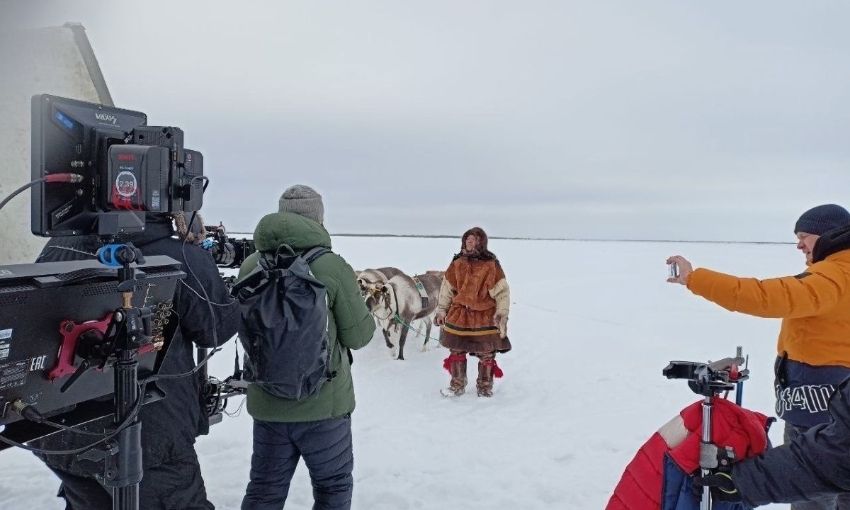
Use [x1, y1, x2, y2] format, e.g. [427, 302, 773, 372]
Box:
[0, 236, 797, 509]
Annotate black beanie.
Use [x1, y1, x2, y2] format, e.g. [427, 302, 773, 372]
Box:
[794, 204, 850, 236]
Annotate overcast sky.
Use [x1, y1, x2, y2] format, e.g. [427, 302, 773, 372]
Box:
[2, 0, 849, 241]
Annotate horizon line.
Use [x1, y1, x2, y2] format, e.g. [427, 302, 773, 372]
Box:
[226, 232, 794, 245]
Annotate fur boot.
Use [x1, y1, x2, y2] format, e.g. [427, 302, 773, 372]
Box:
[441, 351, 468, 397]
[476, 352, 497, 397]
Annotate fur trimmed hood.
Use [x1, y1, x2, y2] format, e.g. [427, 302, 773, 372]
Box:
[454, 227, 497, 261]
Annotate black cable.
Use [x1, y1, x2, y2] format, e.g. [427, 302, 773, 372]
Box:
[0, 174, 83, 213]
[0, 383, 146, 455]
[146, 176, 238, 383]
[0, 177, 47, 213]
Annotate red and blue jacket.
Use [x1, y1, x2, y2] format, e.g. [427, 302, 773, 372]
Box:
[606, 397, 771, 510]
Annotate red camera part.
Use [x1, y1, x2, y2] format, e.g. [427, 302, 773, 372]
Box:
[50, 315, 113, 381]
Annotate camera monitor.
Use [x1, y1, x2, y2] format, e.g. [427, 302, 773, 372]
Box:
[0, 256, 185, 444]
[31, 94, 204, 237]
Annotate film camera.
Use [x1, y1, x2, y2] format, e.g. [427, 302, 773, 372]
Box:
[0, 94, 220, 510]
[203, 224, 255, 269]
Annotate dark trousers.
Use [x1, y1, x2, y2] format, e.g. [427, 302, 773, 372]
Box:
[48, 445, 214, 510]
[242, 416, 353, 510]
[784, 422, 850, 510]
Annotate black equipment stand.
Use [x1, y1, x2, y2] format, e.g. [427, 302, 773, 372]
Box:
[76, 243, 154, 510]
[663, 347, 749, 510]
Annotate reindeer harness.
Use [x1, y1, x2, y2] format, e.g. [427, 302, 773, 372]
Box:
[412, 276, 430, 309]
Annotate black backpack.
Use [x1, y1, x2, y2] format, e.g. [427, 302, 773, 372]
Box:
[232, 244, 334, 400]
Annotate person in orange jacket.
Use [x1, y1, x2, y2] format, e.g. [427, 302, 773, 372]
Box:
[667, 204, 850, 510]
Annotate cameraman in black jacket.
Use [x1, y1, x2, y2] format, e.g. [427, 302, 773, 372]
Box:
[698, 375, 850, 508]
[32, 213, 239, 510]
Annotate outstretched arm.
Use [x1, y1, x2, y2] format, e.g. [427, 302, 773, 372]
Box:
[667, 255, 847, 319]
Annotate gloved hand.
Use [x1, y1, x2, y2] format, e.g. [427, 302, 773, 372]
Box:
[693, 472, 741, 503]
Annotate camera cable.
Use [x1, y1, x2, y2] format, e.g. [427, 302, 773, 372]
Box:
[144, 177, 238, 385]
[0, 382, 146, 455]
[0, 174, 83, 213]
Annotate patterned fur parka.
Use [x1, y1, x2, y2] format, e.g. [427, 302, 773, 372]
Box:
[437, 227, 512, 354]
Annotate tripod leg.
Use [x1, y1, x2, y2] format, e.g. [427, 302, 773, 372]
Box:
[109, 352, 142, 510]
[700, 397, 713, 510]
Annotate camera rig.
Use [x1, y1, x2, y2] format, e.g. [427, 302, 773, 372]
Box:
[663, 347, 749, 510]
[0, 93, 214, 510]
[199, 350, 248, 426]
[0, 256, 184, 433]
[662, 348, 748, 399]
[191, 223, 254, 424]
[203, 224, 255, 270]
[0, 252, 185, 510]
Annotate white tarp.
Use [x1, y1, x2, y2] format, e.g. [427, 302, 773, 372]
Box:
[0, 23, 112, 265]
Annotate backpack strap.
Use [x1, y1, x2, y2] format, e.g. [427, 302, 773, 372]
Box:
[302, 247, 331, 264]
[299, 246, 337, 380]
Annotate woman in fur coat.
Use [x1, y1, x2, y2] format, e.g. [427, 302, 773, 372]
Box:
[436, 227, 511, 397]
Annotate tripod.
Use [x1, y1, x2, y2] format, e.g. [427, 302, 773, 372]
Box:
[663, 347, 749, 510]
[73, 243, 154, 510]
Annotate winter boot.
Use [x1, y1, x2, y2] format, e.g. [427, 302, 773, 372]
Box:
[476, 352, 503, 397]
[441, 351, 468, 397]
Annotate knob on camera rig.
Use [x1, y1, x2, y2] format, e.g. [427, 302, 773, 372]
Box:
[663, 347, 749, 510]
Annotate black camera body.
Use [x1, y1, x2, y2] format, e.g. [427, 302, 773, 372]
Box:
[663, 354, 748, 397]
[31, 94, 204, 237]
[204, 225, 255, 269]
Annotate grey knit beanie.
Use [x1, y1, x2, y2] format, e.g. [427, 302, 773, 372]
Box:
[278, 185, 324, 224]
[794, 204, 850, 236]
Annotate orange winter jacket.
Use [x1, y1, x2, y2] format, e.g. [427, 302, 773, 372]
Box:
[686, 250, 850, 367]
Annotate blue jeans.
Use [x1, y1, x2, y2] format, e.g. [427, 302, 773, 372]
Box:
[242, 416, 354, 510]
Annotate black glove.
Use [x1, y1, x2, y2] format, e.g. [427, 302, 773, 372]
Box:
[693, 471, 741, 503]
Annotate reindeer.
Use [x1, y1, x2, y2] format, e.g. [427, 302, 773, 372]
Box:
[365, 272, 443, 360]
[358, 267, 407, 351]
[356, 267, 404, 294]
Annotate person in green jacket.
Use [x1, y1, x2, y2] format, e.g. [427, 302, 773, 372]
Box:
[238, 185, 375, 510]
